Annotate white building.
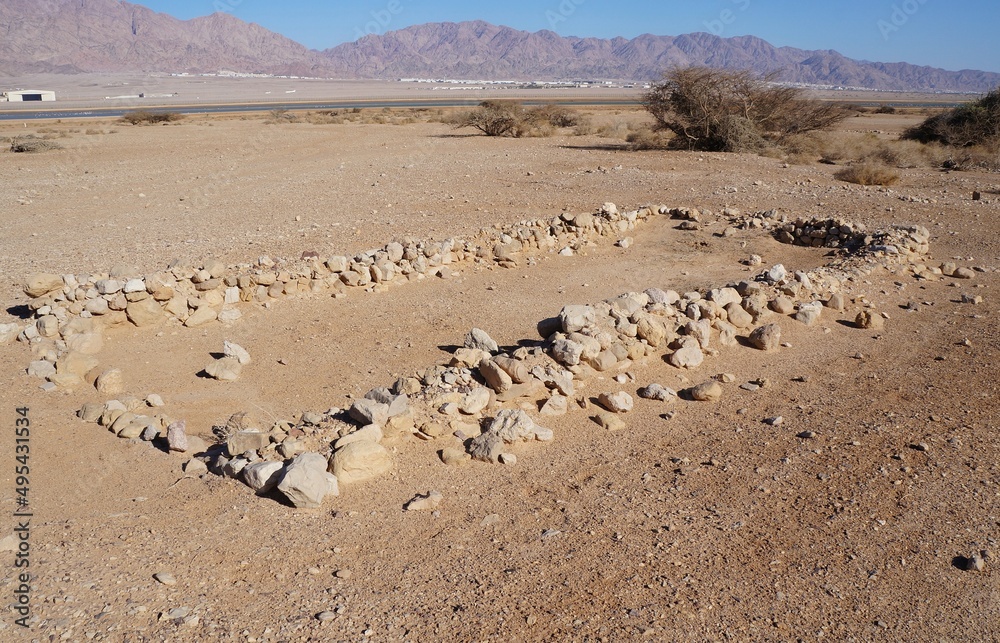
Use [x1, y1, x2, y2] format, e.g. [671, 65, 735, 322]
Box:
[2, 90, 56, 102]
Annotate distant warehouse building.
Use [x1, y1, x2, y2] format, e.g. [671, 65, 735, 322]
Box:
[2, 90, 56, 102]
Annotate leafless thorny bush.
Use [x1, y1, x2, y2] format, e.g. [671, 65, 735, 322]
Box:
[834, 163, 901, 186]
[119, 109, 184, 125]
[454, 101, 587, 138]
[9, 135, 62, 153]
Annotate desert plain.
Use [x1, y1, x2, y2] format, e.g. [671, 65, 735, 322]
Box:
[0, 100, 997, 642]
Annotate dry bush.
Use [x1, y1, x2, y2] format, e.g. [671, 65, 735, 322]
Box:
[834, 163, 900, 186]
[785, 131, 946, 168]
[9, 135, 61, 153]
[120, 110, 183, 125]
[626, 126, 672, 150]
[85, 128, 102, 135]
[875, 104, 897, 114]
[597, 120, 630, 140]
[903, 87, 1000, 147]
[456, 100, 538, 137]
[530, 104, 580, 128]
[643, 67, 847, 152]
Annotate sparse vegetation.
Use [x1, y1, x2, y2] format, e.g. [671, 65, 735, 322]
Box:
[9, 135, 61, 153]
[903, 87, 1000, 147]
[834, 162, 900, 186]
[456, 100, 535, 137]
[875, 103, 898, 114]
[120, 110, 183, 125]
[642, 67, 848, 152]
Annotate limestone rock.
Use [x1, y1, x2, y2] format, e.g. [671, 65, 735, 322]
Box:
[464, 328, 499, 354]
[278, 453, 337, 508]
[493, 356, 530, 384]
[184, 307, 218, 327]
[855, 311, 885, 330]
[636, 317, 668, 347]
[479, 359, 513, 393]
[559, 305, 595, 333]
[223, 340, 251, 365]
[439, 448, 471, 466]
[598, 391, 634, 413]
[668, 345, 704, 369]
[334, 424, 383, 449]
[78, 403, 104, 423]
[166, 420, 188, 452]
[205, 357, 242, 381]
[770, 296, 796, 315]
[27, 360, 56, 379]
[226, 430, 270, 456]
[690, 380, 723, 402]
[0, 323, 21, 345]
[550, 338, 584, 367]
[330, 441, 392, 485]
[95, 368, 125, 395]
[748, 324, 782, 351]
[363, 388, 408, 417]
[539, 395, 568, 416]
[66, 332, 104, 355]
[793, 302, 823, 326]
[594, 411, 626, 431]
[24, 273, 63, 298]
[725, 302, 754, 329]
[459, 388, 491, 415]
[242, 461, 284, 495]
[637, 384, 677, 402]
[468, 409, 552, 463]
[348, 398, 390, 426]
[825, 293, 845, 311]
[404, 490, 443, 512]
[125, 298, 164, 327]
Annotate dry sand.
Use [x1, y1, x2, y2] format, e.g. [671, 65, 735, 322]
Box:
[0, 109, 997, 641]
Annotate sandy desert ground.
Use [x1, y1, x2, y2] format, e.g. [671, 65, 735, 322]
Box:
[0, 108, 997, 641]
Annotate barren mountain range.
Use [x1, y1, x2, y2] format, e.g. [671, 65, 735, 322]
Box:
[3, 0, 999, 93]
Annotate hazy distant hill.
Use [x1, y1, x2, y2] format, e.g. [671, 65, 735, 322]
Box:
[3, 1, 999, 93]
[0, 0, 330, 76]
[321, 21, 1000, 92]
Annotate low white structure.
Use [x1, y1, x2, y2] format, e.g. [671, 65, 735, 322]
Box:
[2, 90, 56, 102]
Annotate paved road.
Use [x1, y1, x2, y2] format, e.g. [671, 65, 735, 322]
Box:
[0, 98, 641, 121]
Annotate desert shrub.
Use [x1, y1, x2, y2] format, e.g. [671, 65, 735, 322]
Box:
[456, 100, 538, 137]
[875, 104, 897, 114]
[597, 120, 630, 140]
[85, 128, 102, 135]
[834, 163, 900, 186]
[625, 126, 672, 149]
[9, 135, 61, 153]
[530, 104, 580, 128]
[120, 110, 183, 125]
[642, 67, 847, 152]
[903, 87, 1000, 147]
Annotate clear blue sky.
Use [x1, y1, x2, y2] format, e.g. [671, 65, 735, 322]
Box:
[138, 0, 1000, 73]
